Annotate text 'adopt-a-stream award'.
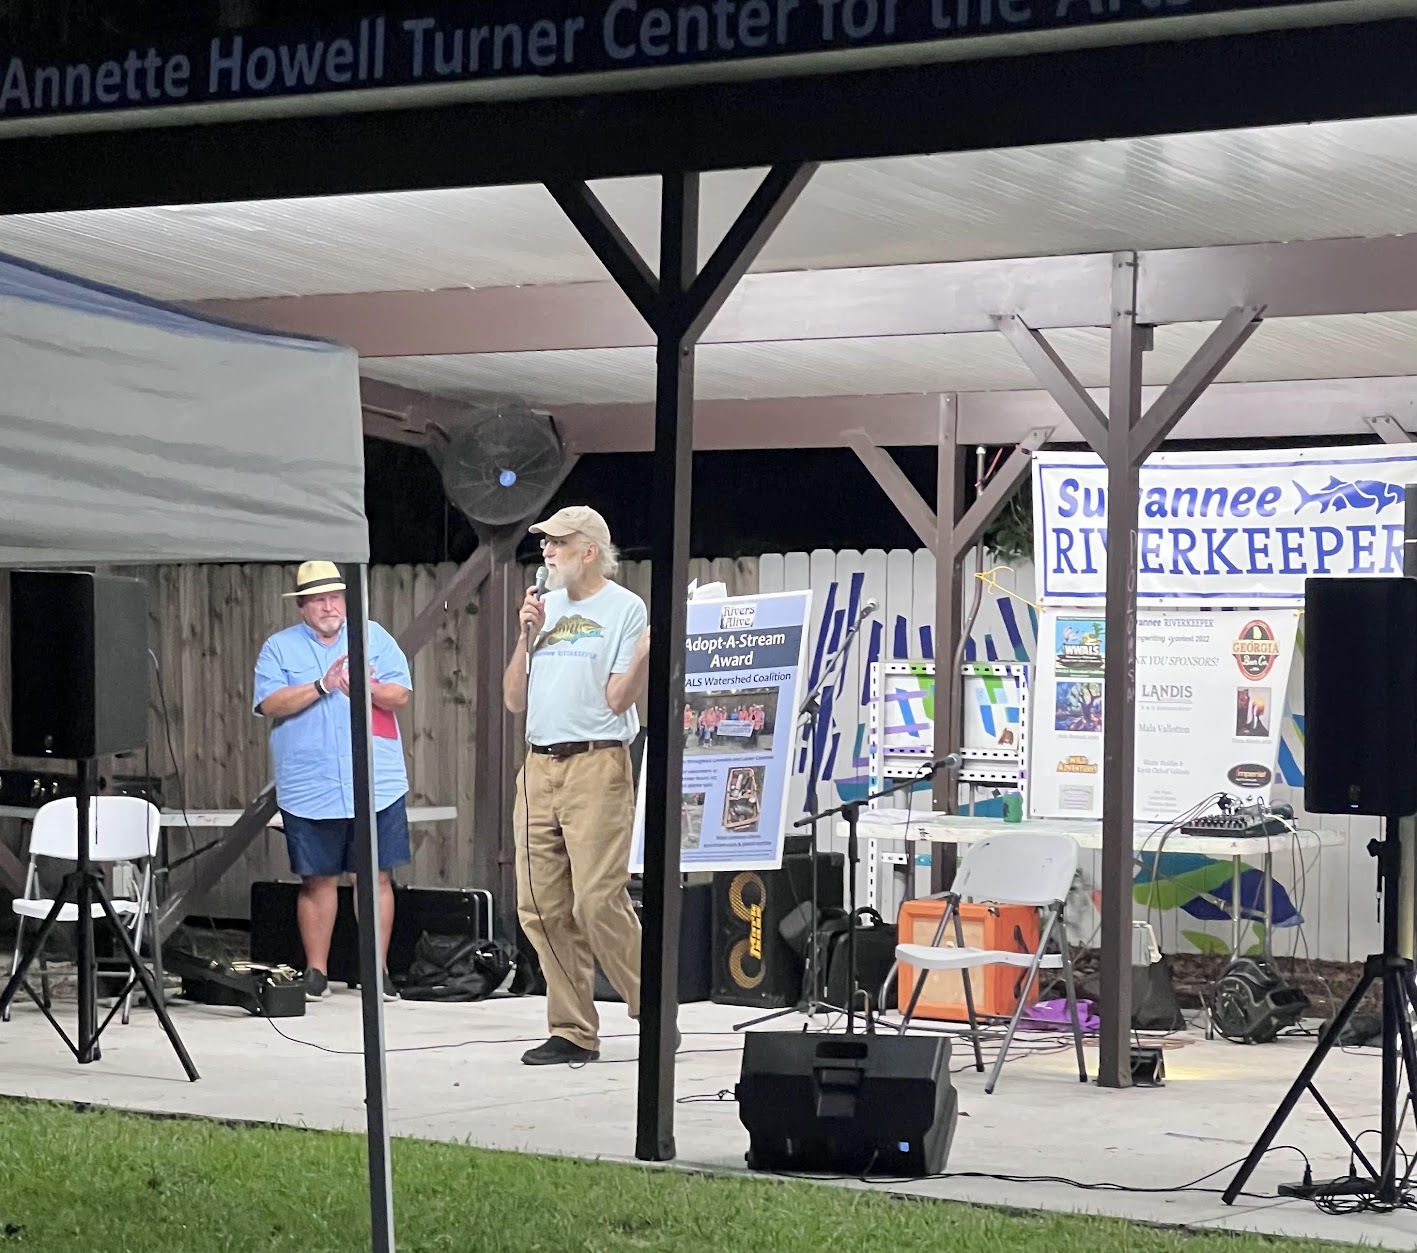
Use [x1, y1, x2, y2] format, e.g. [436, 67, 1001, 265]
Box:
[630, 588, 812, 874]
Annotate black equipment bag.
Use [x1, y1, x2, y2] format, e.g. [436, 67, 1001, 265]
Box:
[822, 907, 898, 1013]
[398, 933, 516, 1002]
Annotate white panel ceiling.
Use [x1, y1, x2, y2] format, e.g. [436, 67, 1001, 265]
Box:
[1, 115, 1417, 300]
[359, 312, 1417, 406]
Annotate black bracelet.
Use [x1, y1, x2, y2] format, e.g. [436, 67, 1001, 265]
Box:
[314, 678, 327, 697]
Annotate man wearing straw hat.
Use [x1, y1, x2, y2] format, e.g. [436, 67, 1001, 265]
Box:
[254, 561, 413, 1003]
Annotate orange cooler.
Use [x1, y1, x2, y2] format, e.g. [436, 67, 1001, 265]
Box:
[895, 899, 1043, 1021]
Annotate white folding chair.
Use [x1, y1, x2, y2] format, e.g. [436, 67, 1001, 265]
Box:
[893, 832, 1087, 1094]
[6, 795, 164, 1025]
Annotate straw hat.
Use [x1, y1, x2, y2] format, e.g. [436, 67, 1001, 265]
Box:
[283, 560, 347, 598]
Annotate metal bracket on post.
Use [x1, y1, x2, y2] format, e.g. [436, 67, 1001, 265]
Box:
[997, 267, 1265, 1089]
[548, 162, 817, 1164]
[1369, 414, 1415, 445]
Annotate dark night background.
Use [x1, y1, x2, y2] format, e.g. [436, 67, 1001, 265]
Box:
[364, 430, 1376, 568]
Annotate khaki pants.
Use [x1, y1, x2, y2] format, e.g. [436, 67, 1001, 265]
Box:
[513, 744, 642, 1050]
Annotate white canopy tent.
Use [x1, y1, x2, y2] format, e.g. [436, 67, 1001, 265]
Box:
[0, 251, 367, 565]
[0, 250, 393, 1232]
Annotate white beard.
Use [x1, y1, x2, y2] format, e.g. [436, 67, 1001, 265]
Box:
[545, 566, 571, 592]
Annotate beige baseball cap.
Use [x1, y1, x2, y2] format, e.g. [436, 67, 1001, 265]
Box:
[529, 505, 611, 548]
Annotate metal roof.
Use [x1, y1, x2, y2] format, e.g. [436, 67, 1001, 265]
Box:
[0, 112, 1415, 428]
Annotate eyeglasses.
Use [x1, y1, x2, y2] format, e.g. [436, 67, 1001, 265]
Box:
[539, 536, 571, 552]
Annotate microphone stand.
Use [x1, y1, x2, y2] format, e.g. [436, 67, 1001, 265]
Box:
[795, 756, 961, 1035]
[734, 602, 873, 1032]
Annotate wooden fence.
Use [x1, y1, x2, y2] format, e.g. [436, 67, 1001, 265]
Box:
[0, 558, 759, 919]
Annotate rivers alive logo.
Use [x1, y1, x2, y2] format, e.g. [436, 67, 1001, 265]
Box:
[1292, 477, 1403, 514]
[1232, 620, 1279, 681]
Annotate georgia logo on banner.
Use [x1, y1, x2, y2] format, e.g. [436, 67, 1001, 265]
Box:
[1232, 621, 1279, 681]
[1031, 444, 1417, 607]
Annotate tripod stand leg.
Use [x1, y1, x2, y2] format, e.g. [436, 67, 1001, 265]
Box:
[1222, 965, 1376, 1204]
[93, 890, 199, 1082]
[0, 882, 78, 1019]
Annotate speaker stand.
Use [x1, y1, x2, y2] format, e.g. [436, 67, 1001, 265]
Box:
[733, 629, 863, 1033]
[1223, 818, 1417, 1205]
[0, 758, 198, 1081]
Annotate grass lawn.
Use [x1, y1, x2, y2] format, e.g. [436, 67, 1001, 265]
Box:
[0, 1098, 1365, 1253]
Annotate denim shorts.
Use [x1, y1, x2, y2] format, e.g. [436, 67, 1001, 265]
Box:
[280, 796, 412, 878]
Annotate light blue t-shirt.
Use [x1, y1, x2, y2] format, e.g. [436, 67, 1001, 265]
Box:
[253, 620, 412, 819]
[526, 581, 647, 747]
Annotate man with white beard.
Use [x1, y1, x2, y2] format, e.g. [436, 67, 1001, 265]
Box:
[502, 505, 653, 1065]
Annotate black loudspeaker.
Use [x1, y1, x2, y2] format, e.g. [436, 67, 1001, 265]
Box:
[711, 851, 844, 1008]
[10, 570, 150, 760]
[736, 1031, 957, 1176]
[1303, 576, 1417, 817]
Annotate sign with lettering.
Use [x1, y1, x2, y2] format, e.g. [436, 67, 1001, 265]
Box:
[630, 587, 812, 872]
[1029, 606, 1299, 820]
[1032, 445, 1417, 608]
[0, 0, 1355, 126]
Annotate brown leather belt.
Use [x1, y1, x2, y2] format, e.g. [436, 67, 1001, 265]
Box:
[531, 739, 624, 759]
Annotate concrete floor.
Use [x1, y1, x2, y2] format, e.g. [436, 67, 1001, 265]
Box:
[0, 981, 1413, 1248]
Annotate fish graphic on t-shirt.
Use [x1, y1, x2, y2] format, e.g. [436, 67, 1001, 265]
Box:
[537, 614, 606, 649]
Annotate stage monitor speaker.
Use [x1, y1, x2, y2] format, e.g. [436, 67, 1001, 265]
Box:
[711, 851, 844, 1008]
[736, 1031, 957, 1177]
[10, 570, 150, 761]
[1302, 576, 1417, 817]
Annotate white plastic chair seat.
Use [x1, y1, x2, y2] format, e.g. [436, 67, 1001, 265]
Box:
[13, 898, 139, 921]
[896, 942, 1063, 972]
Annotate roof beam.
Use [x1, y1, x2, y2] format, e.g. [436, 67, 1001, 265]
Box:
[199, 234, 1417, 357]
[536, 376, 1417, 452]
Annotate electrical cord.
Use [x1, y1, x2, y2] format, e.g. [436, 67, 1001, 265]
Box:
[769, 1145, 1310, 1201]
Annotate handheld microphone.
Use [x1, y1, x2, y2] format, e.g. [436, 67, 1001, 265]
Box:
[525, 566, 549, 676]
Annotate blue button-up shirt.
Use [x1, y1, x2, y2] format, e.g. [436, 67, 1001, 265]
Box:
[253, 620, 412, 819]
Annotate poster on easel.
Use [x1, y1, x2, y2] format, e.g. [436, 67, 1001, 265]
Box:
[629, 588, 813, 873]
[1029, 607, 1300, 821]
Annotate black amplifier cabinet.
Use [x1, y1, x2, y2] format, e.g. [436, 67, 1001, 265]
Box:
[593, 881, 712, 1004]
[250, 882, 493, 985]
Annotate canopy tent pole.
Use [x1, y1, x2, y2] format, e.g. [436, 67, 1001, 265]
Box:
[346, 563, 396, 1253]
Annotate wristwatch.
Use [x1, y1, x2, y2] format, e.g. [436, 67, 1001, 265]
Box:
[314, 677, 329, 697]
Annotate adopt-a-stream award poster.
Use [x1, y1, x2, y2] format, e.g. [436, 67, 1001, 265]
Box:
[1029, 607, 1300, 822]
[630, 589, 812, 873]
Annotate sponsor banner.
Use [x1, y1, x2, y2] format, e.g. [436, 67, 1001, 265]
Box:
[1031, 445, 1417, 607]
[631, 588, 812, 873]
[1029, 607, 1299, 822]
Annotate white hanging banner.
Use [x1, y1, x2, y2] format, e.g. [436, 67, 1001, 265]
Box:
[1032, 445, 1417, 608]
[1029, 607, 1300, 822]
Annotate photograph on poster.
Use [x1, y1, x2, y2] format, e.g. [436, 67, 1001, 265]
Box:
[722, 766, 766, 832]
[684, 686, 777, 754]
[681, 791, 706, 849]
[1055, 681, 1104, 733]
[1235, 687, 1271, 738]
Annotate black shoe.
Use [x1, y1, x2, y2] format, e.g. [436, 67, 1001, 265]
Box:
[304, 968, 330, 1001]
[382, 971, 399, 1002]
[521, 1036, 600, 1066]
